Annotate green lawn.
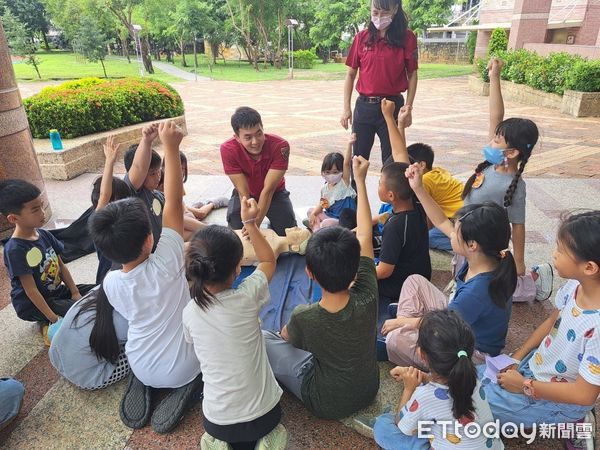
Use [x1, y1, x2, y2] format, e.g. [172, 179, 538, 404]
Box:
[12, 51, 183, 83]
[168, 53, 474, 82]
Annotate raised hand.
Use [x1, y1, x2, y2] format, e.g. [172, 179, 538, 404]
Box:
[352, 155, 370, 182]
[158, 121, 184, 151]
[240, 196, 260, 225]
[404, 162, 424, 190]
[402, 366, 424, 391]
[142, 123, 159, 142]
[487, 57, 504, 79]
[381, 98, 396, 117]
[103, 135, 120, 165]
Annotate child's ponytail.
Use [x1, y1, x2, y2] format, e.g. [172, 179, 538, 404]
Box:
[457, 203, 517, 307]
[417, 310, 477, 420]
[462, 161, 492, 200]
[185, 226, 244, 311]
[74, 285, 120, 364]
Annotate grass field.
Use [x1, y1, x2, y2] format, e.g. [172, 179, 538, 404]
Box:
[170, 53, 474, 82]
[12, 51, 182, 83]
[12, 51, 474, 83]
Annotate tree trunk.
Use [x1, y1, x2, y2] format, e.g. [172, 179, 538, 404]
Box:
[100, 58, 108, 78]
[166, 49, 173, 63]
[121, 36, 130, 63]
[210, 42, 219, 64]
[32, 59, 41, 79]
[42, 32, 50, 51]
[180, 38, 187, 67]
[140, 35, 154, 74]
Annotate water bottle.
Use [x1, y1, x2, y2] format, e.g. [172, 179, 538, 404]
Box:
[49, 129, 63, 151]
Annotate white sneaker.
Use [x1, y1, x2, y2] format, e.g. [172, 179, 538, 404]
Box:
[255, 424, 288, 450]
[200, 432, 231, 450]
[565, 409, 596, 450]
[532, 263, 553, 301]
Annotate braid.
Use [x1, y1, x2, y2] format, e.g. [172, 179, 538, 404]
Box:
[503, 153, 529, 207]
[462, 161, 492, 200]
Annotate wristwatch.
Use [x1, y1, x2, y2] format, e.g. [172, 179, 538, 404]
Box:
[522, 378, 540, 400]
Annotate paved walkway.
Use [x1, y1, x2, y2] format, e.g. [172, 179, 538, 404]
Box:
[1, 76, 599, 449]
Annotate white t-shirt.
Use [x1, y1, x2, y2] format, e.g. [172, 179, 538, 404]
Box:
[398, 381, 504, 450]
[531, 280, 600, 386]
[103, 228, 201, 388]
[182, 270, 282, 425]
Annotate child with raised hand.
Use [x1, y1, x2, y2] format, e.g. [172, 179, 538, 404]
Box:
[382, 163, 516, 369]
[374, 310, 504, 450]
[183, 199, 287, 450]
[92, 135, 131, 283]
[0, 179, 93, 344]
[124, 123, 164, 251]
[89, 121, 202, 434]
[305, 134, 356, 231]
[482, 210, 600, 450]
[263, 155, 379, 420]
[382, 98, 464, 252]
[462, 57, 553, 302]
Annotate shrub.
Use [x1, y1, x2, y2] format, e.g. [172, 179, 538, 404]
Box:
[477, 49, 600, 95]
[488, 28, 508, 56]
[476, 57, 489, 82]
[24, 77, 184, 139]
[564, 59, 600, 93]
[293, 49, 317, 69]
[467, 31, 477, 64]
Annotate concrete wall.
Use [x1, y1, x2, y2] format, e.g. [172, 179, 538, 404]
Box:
[524, 42, 600, 58]
[419, 41, 470, 63]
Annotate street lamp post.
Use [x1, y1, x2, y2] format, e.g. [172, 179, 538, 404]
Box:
[285, 19, 298, 79]
[132, 24, 144, 77]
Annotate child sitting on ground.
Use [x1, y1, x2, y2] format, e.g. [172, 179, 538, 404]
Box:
[89, 121, 202, 434]
[184, 199, 287, 450]
[263, 156, 379, 420]
[92, 135, 132, 283]
[123, 123, 165, 250]
[376, 161, 431, 328]
[374, 310, 504, 450]
[380, 99, 464, 252]
[305, 134, 356, 231]
[383, 163, 516, 369]
[484, 210, 600, 450]
[0, 180, 94, 342]
[462, 58, 552, 302]
[49, 286, 129, 390]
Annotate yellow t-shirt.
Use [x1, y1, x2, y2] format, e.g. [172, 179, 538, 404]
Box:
[422, 167, 464, 219]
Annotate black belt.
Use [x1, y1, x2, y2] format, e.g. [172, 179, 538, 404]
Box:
[358, 95, 403, 103]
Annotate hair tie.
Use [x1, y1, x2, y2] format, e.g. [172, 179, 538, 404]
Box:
[499, 248, 510, 259]
[526, 143, 532, 150]
[457, 350, 468, 359]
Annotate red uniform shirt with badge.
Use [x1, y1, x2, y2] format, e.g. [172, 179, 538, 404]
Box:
[220, 133, 289, 198]
[345, 29, 418, 96]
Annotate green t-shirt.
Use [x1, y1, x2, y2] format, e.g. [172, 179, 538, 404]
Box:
[287, 256, 379, 419]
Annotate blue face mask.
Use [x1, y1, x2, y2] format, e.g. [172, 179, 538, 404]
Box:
[482, 145, 505, 165]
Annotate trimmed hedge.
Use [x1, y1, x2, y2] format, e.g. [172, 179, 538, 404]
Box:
[24, 77, 184, 139]
[293, 49, 317, 69]
[476, 50, 600, 95]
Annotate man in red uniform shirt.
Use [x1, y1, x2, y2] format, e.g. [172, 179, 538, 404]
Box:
[220, 107, 296, 236]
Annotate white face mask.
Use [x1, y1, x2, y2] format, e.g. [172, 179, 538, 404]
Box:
[323, 173, 343, 185]
[372, 14, 393, 30]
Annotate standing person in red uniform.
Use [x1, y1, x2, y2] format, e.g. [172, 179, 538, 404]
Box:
[220, 106, 297, 236]
[341, 0, 419, 165]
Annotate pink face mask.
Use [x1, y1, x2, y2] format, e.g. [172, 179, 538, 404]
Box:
[372, 15, 393, 30]
[323, 173, 343, 185]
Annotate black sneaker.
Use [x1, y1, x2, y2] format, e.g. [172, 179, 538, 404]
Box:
[120, 373, 152, 429]
[150, 373, 203, 434]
